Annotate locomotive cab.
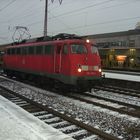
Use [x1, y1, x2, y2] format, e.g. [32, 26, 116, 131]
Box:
[70, 41, 102, 89]
[57, 39, 102, 90]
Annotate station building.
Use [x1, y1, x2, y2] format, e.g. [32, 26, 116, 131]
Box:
[84, 29, 140, 70]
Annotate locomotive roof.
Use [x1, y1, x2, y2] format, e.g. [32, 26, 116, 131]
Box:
[4, 33, 88, 49]
[5, 39, 87, 49]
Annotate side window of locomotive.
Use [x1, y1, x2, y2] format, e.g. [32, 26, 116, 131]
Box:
[71, 44, 87, 54]
[9, 49, 12, 55]
[22, 47, 28, 55]
[11, 48, 16, 55]
[28, 46, 35, 55]
[17, 48, 21, 55]
[44, 45, 54, 55]
[91, 45, 99, 55]
[7, 49, 11, 55]
[62, 45, 68, 54]
[36, 46, 43, 55]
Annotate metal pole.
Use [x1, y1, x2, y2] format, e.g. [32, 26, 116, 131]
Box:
[44, 0, 48, 36]
[44, 0, 62, 36]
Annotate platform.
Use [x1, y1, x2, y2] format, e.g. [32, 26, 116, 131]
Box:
[103, 72, 140, 82]
[0, 95, 74, 140]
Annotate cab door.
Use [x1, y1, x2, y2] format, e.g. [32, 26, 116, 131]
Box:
[54, 44, 62, 73]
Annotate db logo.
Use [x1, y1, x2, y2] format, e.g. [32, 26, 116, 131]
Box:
[22, 59, 25, 64]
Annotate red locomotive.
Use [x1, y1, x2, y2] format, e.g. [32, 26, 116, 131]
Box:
[2, 34, 102, 91]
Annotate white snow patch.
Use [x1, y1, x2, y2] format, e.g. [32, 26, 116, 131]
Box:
[103, 72, 140, 82]
[0, 95, 74, 140]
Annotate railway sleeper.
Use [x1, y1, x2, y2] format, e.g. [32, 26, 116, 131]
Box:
[44, 117, 61, 124]
[51, 121, 70, 128]
[32, 111, 48, 116]
[73, 132, 94, 140]
[68, 129, 88, 137]
[37, 114, 54, 120]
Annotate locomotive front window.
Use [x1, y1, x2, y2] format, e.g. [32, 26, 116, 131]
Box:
[71, 44, 87, 54]
[91, 45, 99, 55]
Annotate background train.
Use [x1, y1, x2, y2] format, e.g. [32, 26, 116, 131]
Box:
[1, 34, 102, 91]
[83, 29, 140, 71]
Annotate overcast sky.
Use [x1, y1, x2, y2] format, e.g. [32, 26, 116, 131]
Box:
[0, 0, 140, 44]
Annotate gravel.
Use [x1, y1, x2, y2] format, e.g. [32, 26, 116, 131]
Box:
[0, 79, 140, 140]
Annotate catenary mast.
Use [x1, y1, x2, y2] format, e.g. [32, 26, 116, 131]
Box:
[44, 0, 63, 36]
[44, 0, 48, 36]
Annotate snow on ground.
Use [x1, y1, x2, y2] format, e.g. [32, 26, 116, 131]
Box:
[0, 95, 74, 140]
[78, 94, 125, 108]
[90, 90, 140, 107]
[1, 80, 139, 139]
[0, 74, 140, 139]
[103, 72, 140, 82]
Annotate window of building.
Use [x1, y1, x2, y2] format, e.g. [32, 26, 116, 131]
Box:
[122, 41, 126, 46]
[129, 40, 135, 47]
[118, 41, 121, 46]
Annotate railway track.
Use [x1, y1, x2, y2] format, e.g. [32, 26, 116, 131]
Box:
[102, 78, 140, 91]
[59, 89, 140, 118]
[53, 83, 140, 118]
[91, 86, 140, 110]
[0, 80, 121, 140]
[96, 85, 140, 98]
[95, 85, 140, 98]
[0, 75, 140, 139]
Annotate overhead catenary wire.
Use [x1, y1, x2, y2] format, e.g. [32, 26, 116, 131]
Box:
[0, 1, 44, 24]
[1, 0, 138, 26]
[0, 0, 139, 25]
[50, 0, 114, 19]
[0, 0, 113, 24]
[0, 0, 140, 44]
[13, 15, 140, 37]
[1, 14, 140, 37]
[48, 12, 79, 35]
[50, 16, 140, 33]
[0, 0, 17, 12]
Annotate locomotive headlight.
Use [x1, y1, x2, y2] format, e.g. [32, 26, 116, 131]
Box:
[86, 39, 90, 43]
[78, 68, 82, 72]
[99, 68, 102, 73]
